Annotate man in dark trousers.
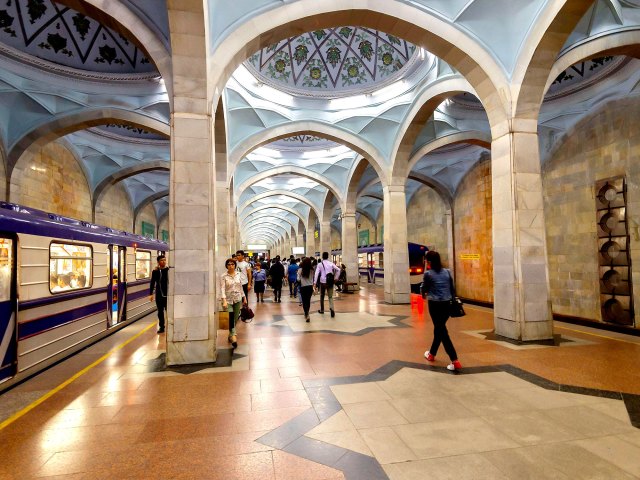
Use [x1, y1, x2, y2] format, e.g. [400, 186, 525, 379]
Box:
[149, 254, 169, 334]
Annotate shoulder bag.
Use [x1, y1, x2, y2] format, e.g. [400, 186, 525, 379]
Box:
[447, 269, 465, 317]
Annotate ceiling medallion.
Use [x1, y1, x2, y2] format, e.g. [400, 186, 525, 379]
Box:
[0, 0, 156, 74]
[245, 26, 419, 97]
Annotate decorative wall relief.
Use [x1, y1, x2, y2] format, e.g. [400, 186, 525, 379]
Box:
[595, 177, 634, 326]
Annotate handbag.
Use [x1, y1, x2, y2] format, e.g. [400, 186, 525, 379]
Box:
[240, 305, 254, 323]
[447, 269, 466, 317]
[449, 297, 466, 317]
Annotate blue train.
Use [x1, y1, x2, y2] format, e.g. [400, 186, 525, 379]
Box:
[0, 202, 167, 392]
[331, 242, 428, 292]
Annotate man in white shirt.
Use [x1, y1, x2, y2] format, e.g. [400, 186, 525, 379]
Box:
[235, 250, 252, 300]
[313, 251, 341, 317]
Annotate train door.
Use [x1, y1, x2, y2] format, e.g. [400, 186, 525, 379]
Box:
[108, 245, 127, 326]
[0, 236, 17, 383]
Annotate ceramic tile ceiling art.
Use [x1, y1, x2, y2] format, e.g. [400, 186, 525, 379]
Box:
[0, 0, 155, 74]
[246, 26, 418, 95]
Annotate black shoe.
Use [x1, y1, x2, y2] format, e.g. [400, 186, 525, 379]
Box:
[306, 316, 310, 323]
[157, 328, 165, 334]
[330, 309, 335, 318]
[318, 310, 324, 314]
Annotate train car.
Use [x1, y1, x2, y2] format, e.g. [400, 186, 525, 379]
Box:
[0, 202, 167, 392]
[331, 242, 428, 291]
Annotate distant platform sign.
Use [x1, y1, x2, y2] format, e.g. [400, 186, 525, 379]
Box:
[460, 253, 480, 260]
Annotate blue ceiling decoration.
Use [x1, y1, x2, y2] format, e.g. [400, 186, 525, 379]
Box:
[98, 124, 167, 141]
[0, 0, 157, 74]
[546, 56, 626, 99]
[246, 27, 418, 95]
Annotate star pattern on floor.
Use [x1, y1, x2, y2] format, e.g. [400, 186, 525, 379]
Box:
[258, 361, 640, 480]
[270, 310, 408, 335]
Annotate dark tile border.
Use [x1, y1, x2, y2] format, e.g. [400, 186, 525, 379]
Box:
[257, 359, 640, 480]
[263, 312, 410, 337]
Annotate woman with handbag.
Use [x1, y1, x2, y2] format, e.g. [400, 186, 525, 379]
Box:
[421, 250, 462, 371]
[297, 257, 315, 322]
[220, 258, 247, 349]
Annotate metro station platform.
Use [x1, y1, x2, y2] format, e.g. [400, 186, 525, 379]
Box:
[1, 285, 639, 479]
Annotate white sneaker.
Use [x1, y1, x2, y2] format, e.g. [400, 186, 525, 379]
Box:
[447, 360, 462, 371]
[424, 351, 435, 362]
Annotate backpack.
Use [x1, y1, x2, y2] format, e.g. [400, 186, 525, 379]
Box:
[322, 262, 335, 287]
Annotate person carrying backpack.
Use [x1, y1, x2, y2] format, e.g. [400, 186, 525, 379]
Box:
[313, 252, 341, 317]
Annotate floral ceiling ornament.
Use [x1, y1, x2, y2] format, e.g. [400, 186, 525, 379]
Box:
[0, 0, 155, 74]
[246, 26, 417, 94]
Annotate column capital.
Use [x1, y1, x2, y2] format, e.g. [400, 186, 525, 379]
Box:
[383, 184, 406, 194]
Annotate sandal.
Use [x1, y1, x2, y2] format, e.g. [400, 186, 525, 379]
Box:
[228, 334, 238, 349]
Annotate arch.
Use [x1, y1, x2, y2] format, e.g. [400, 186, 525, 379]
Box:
[133, 189, 168, 228]
[359, 193, 383, 202]
[513, 0, 597, 121]
[245, 224, 287, 242]
[345, 157, 373, 211]
[544, 30, 640, 96]
[92, 161, 170, 212]
[452, 151, 492, 197]
[321, 190, 340, 224]
[243, 213, 298, 233]
[391, 77, 473, 183]
[229, 121, 387, 184]
[7, 108, 170, 178]
[407, 131, 492, 172]
[209, 2, 510, 132]
[237, 190, 322, 221]
[356, 208, 376, 229]
[233, 166, 342, 205]
[244, 229, 280, 246]
[239, 204, 307, 230]
[56, 0, 173, 101]
[407, 172, 453, 208]
[243, 218, 291, 238]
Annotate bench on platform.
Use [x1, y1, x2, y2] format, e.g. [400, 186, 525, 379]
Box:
[342, 282, 359, 293]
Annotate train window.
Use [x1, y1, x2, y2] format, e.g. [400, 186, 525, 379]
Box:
[49, 243, 92, 293]
[135, 250, 151, 279]
[0, 239, 12, 302]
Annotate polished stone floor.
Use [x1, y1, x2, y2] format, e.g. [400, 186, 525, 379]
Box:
[0, 285, 639, 479]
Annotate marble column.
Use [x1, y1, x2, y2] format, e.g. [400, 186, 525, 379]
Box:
[492, 129, 552, 341]
[319, 221, 331, 256]
[383, 185, 411, 304]
[306, 228, 315, 258]
[166, 1, 217, 365]
[296, 232, 304, 252]
[341, 212, 359, 286]
[215, 185, 231, 265]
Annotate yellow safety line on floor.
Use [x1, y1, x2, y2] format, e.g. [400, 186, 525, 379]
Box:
[555, 324, 640, 345]
[0, 322, 155, 431]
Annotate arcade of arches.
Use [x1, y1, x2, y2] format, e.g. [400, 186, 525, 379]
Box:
[1, 1, 640, 366]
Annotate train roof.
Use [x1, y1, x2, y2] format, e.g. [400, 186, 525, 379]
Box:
[0, 202, 168, 250]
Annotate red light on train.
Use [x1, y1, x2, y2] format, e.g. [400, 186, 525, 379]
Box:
[416, 268, 423, 273]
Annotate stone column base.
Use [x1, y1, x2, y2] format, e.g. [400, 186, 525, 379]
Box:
[384, 291, 411, 304]
[167, 338, 217, 365]
[494, 316, 553, 341]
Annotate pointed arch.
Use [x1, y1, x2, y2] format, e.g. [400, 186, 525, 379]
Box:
[7, 108, 169, 179]
[233, 166, 342, 205]
[239, 204, 307, 230]
[237, 190, 321, 221]
[209, 2, 510, 133]
[93, 161, 170, 212]
[229, 121, 387, 184]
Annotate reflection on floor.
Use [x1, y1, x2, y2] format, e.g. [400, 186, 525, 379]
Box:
[0, 285, 639, 479]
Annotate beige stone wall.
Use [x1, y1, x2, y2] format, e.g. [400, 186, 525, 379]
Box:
[94, 183, 134, 232]
[407, 185, 450, 266]
[137, 204, 158, 237]
[543, 97, 640, 323]
[159, 216, 169, 240]
[10, 141, 91, 221]
[356, 216, 375, 245]
[376, 209, 384, 243]
[453, 158, 493, 303]
[331, 227, 341, 250]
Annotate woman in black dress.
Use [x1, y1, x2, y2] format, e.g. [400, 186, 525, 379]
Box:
[269, 256, 285, 303]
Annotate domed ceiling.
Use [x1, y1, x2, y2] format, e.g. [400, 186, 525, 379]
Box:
[245, 27, 418, 96]
[268, 135, 339, 150]
[0, 0, 157, 75]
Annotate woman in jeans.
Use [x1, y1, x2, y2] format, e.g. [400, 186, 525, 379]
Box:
[421, 250, 462, 371]
[220, 259, 246, 348]
[297, 257, 315, 322]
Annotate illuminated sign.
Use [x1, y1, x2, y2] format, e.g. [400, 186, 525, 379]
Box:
[247, 244, 267, 250]
[460, 253, 480, 260]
